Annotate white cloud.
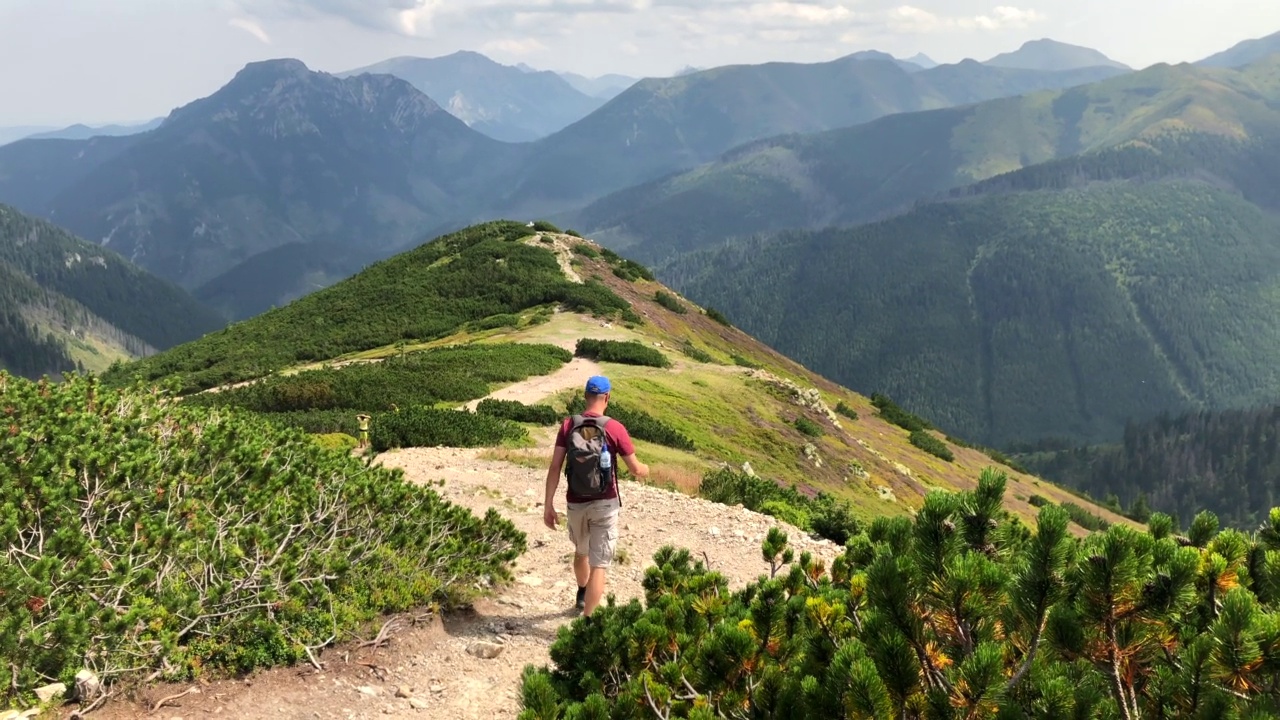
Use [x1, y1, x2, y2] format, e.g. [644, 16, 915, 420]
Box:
[481, 37, 549, 55]
[228, 17, 272, 44]
[887, 4, 1045, 34]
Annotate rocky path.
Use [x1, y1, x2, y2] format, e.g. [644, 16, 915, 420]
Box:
[80, 448, 840, 720]
[461, 357, 603, 411]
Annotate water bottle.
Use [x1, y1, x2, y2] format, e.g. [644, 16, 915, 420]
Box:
[600, 443, 612, 471]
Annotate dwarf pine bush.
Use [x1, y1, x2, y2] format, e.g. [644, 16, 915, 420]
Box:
[0, 372, 525, 704]
[519, 467, 1280, 718]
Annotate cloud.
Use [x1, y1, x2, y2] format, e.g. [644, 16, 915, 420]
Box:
[228, 17, 272, 44]
[481, 37, 548, 55]
[887, 4, 1045, 33]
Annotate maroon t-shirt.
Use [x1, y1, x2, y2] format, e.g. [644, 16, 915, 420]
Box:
[556, 411, 634, 503]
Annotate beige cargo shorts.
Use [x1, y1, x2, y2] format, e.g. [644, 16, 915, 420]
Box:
[566, 496, 621, 568]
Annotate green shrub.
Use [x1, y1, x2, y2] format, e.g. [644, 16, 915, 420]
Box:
[471, 313, 521, 331]
[565, 229, 583, 238]
[610, 258, 655, 282]
[573, 338, 671, 368]
[1061, 500, 1110, 531]
[731, 353, 762, 369]
[653, 291, 687, 314]
[807, 492, 863, 545]
[0, 373, 524, 702]
[835, 401, 859, 420]
[680, 340, 715, 363]
[566, 396, 695, 451]
[538, 235, 554, 244]
[182, 343, 572, 415]
[522, 468, 1280, 717]
[370, 406, 526, 450]
[312, 432, 358, 451]
[794, 416, 824, 438]
[531, 220, 562, 233]
[872, 392, 934, 432]
[909, 429, 954, 461]
[758, 500, 810, 529]
[696, 468, 861, 545]
[571, 243, 599, 259]
[476, 398, 560, 425]
[704, 306, 732, 326]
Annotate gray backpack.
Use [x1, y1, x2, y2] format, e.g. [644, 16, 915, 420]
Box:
[565, 414, 615, 499]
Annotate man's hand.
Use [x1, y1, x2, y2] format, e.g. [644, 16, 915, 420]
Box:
[543, 503, 558, 530]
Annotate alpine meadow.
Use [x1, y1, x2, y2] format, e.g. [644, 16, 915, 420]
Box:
[4, 19, 1280, 720]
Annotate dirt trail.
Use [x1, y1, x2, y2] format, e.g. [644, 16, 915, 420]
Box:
[80, 448, 841, 720]
[461, 357, 603, 411]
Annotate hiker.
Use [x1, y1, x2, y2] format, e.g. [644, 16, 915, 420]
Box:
[543, 375, 649, 615]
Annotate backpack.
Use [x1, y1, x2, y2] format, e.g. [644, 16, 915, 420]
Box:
[564, 414, 616, 500]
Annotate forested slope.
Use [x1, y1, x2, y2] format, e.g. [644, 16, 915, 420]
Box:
[670, 179, 1280, 447]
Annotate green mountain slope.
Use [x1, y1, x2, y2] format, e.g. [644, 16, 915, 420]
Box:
[103, 220, 1130, 534]
[342, 52, 606, 142]
[578, 57, 1280, 263]
[1197, 31, 1280, 68]
[0, 205, 225, 349]
[0, 205, 223, 377]
[496, 56, 1129, 215]
[668, 180, 1280, 448]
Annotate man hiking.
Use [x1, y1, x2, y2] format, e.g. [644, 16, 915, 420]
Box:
[543, 375, 649, 615]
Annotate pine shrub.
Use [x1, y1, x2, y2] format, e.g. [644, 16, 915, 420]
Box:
[704, 306, 732, 326]
[909, 428, 954, 461]
[370, 407, 526, 450]
[0, 372, 524, 703]
[183, 343, 572, 415]
[835, 401, 859, 420]
[653, 290, 687, 314]
[476, 398, 560, 425]
[680, 340, 715, 363]
[519, 467, 1280, 718]
[794, 416, 824, 438]
[573, 338, 671, 368]
[871, 392, 934, 432]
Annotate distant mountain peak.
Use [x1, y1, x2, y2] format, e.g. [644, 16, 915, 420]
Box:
[984, 38, 1131, 71]
[905, 53, 938, 69]
[165, 57, 446, 135]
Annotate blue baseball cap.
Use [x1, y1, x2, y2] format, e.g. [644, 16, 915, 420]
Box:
[585, 375, 611, 394]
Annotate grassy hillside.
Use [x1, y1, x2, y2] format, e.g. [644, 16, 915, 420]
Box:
[102, 221, 635, 393]
[0, 205, 225, 378]
[667, 180, 1280, 449]
[578, 56, 1280, 263]
[106, 221, 1130, 535]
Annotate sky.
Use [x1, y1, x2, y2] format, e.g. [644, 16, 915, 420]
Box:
[1, 0, 1278, 126]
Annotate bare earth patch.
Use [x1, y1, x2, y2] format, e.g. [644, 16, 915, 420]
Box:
[75, 448, 838, 720]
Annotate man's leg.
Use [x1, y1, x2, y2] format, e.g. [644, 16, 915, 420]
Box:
[566, 505, 591, 610]
[583, 499, 620, 616]
[573, 553, 590, 609]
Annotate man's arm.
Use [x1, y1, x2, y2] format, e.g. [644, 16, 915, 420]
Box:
[543, 445, 566, 529]
[621, 452, 649, 479]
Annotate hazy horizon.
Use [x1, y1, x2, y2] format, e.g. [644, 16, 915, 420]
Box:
[1, 0, 1277, 126]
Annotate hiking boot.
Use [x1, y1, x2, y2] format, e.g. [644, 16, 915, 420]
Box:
[575, 585, 586, 610]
